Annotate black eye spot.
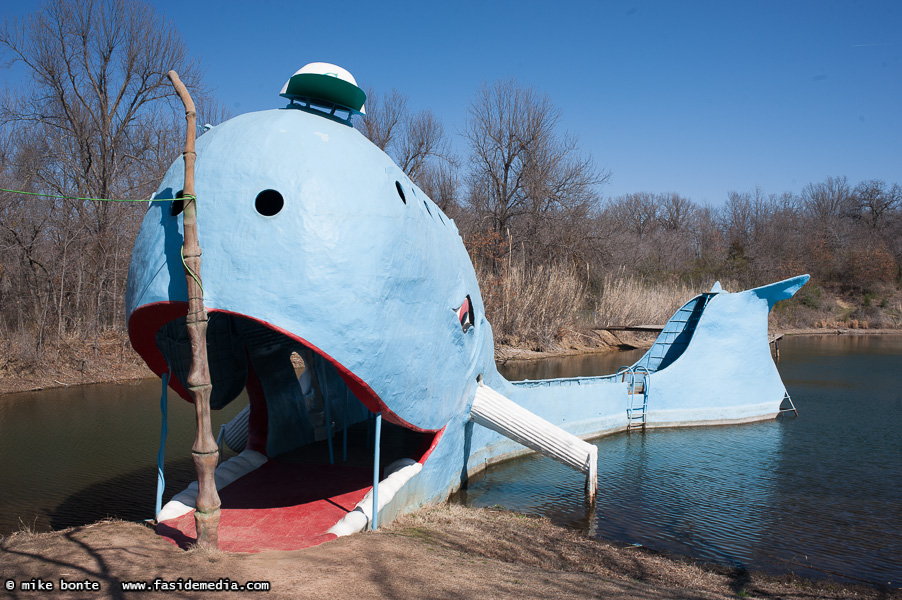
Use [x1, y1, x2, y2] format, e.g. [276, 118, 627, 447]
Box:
[255, 189, 284, 216]
[396, 181, 406, 204]
[170, 190, 184, 216]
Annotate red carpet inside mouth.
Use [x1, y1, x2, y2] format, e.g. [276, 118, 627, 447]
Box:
[157, 461, 374, 552]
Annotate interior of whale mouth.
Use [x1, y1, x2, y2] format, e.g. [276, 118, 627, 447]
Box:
[129, 302, 441, 547]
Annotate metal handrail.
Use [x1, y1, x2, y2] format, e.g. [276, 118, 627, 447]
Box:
[619, 366, 650, 430]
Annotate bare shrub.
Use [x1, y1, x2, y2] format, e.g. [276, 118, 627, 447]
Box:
[594, 271, 724, 327]
[842, 241, 898, 291]
[476, 261, 586, 350]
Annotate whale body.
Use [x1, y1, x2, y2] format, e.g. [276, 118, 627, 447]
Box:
[126, 95, 807, 550]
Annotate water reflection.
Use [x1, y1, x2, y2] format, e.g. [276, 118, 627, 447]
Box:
[499, 347, 646, 381]
[0, 380, 244, 534]
[1, 336, 900, 587]
[466, 335, 902, 587]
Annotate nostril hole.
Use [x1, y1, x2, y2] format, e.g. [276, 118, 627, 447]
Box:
[255, 189, 284, 216]
[170, 190, 184, 216]
[396, 181, 406, 204]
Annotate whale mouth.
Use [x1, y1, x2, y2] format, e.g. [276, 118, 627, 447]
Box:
[129, 301, 441, 551]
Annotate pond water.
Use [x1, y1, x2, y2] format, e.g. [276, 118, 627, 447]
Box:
[456, 334, 902, 587]
[0, 380, 244, 534]
[0, 335, 899, 588]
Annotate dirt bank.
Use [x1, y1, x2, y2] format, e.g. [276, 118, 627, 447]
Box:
[0, 332, 153, 396]
[0, 327, 660, 395]
[1, 505, 893, 600]
[494, 328, 658, 362]
[780, 327, 902, 336]
[4, 327, 899, 396]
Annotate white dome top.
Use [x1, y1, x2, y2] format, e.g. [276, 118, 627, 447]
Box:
[279, 62, 366, 115]
[288, 62, 359, 86]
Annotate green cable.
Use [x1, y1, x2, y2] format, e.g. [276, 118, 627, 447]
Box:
[180, 245, 204, 294]
[0, 186, 204, 292]
[0, 187, 197, 204]
[0, 187, 158, 202]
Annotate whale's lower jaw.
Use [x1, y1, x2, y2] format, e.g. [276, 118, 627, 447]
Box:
[129, 302, 442, 550]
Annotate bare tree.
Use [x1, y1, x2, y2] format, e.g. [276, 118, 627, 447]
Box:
[355, 87, 407, 153]
[605, 193, 659, 238]
[0, 0, 205, 202]
[850, 179, 900, 230]
[356, 86, 454, 186]
[0, 0, 212, 356]
[463, 79, 608, 259]
[800, 176, 853, 244]
[396, 109, 450, 182]
[417, 161, 461, 216]
[659, 193, 695, 232]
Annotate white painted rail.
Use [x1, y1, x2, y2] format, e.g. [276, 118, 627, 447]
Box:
[470, 384, 597, 499]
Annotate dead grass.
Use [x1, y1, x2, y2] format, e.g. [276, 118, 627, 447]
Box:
[391, 505, 896, 599]
[595, 272, 730, 327]
[0, 329, 152, 395]
[477, 261, 587, 350]
[3, 506, 894, 600]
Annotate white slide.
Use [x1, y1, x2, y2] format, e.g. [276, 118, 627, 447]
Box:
[470, 384, 597, 499]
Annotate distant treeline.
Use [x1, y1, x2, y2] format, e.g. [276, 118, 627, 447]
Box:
[1, 0, 900, 370]
[361, 80, 902, 345]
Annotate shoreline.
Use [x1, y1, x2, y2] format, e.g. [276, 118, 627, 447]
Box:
[1, 506, 896, 599]
[2, 328, 900, 396]
[2, 333, 899, 596]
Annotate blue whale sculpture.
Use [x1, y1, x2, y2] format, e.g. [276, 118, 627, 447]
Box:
[126, 66, 808, 550]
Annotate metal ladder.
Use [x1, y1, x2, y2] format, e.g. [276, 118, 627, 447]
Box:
[779, 391, 798, 417]
[618, 366, 650, 431]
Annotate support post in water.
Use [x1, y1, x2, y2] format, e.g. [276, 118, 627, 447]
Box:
[155, 371, 170, 518]
[372, 412, 382, 530]
[168, 69, 221, 549]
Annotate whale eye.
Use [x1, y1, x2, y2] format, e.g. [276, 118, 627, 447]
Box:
[456, 295, 475, 333]
[395, 181, 406, 204]
[255, 189, 284, 216]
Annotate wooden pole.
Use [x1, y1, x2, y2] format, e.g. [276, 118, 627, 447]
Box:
[167, 70, 221, 549]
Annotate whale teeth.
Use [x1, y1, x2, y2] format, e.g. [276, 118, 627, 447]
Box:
[327, 458, 423, 537]
[155, 449, 268, 522]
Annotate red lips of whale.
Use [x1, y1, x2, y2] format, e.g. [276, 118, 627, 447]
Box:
[128, 301, 440, 435]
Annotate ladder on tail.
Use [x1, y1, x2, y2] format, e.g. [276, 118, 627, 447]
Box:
[618, 366, 650, 431]
[779, 391, 798, 417]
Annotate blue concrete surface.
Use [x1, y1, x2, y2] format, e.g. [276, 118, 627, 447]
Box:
[126, 100, 807, 529]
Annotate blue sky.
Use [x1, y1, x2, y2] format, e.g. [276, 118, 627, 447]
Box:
[3, 1, 900, 205]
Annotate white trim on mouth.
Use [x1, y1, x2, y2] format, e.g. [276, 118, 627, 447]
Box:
[327, 458, 423, 537]
[155, 449, 268, 522]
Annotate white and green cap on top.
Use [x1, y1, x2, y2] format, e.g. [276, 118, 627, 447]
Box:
[280, 62, 367, 115]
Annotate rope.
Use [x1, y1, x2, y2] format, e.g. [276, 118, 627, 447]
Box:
[0, 187, 196, 206]
[2, 185, 205, 292]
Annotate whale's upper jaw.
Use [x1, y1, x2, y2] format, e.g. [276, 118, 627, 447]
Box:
[126, 106, 490, 434]
[127, 300, 437, 437]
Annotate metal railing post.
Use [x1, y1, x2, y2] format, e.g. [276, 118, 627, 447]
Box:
[155, 371, 170, 519]
[372, 412, 382, 530]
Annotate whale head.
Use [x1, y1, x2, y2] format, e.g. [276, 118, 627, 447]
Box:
[126, 93, 495, 456]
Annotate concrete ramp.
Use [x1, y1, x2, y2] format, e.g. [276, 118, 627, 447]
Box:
[470, 384, 597, 499]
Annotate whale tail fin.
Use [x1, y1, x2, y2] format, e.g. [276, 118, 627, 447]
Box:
[749, 274, 810, 310]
